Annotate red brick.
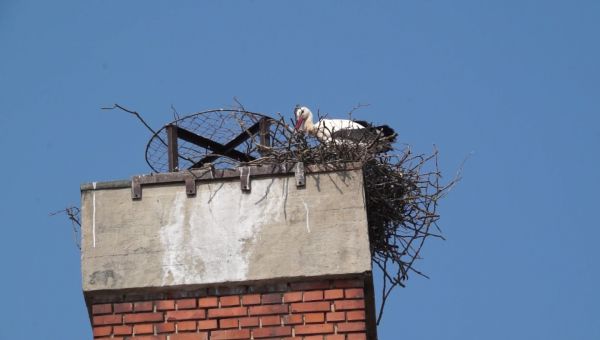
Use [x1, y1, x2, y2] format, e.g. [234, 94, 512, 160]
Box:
[333, 279, 364, 288]
[170, 334, 208, 340]
[283, 291, 303, 303]
[156, 322, 175, 333]
[346, 310, 366, 321]
[345, 288, 365, 299]
[261, 315, 281, 326]
[324, 289, 344, 300]
[219, 318, 239, 329]
[93, 314, 122, 326]
[129, 336, 167, 340]
[282, 314, 303, 325]
[208, 306, 247, 318]
[177, 320, 197, 332]
[92, 304, 112, 315]
[295, 324, 335, 335]
[211, 329, 251, 340]
[134, 301, 154, 312]
[239, 317, 259, 328]
[93, 326, 112, 337]
[242, 294, 261, 306]
[334, 300, 365, 311]
[253, 326, 292, 338]
[198, 297, 218, 308]
[337, 322, 366, 333]
[327, 335, 346, 340]
[304, 291, 324, 302]
[220, 295, 240, 307]
[304, 313, 325, 324]
[262, 293, 283, 304]
[291, 281, 330, 291]
[198, 319, 218, 330]
[113, 325, 133, 336]
[347, 334, 367, 340]
[166, 310, 206, 321]
[305, 336, 325, 340]
[177, 298, 197, 310]
[326, 312, 346, 322]
[124, 312, 164, 323]
[249, 304, 289, 315]
[156, 300, 176, 311]
[114, 303, 133, 314]
[291, 301, 331, 313]
[133, 323, 154, 335]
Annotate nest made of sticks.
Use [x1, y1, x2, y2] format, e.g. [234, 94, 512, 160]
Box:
[246, 114, 459, 324]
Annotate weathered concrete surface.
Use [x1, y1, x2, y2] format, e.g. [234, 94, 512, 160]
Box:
[81, 169, 371, 292]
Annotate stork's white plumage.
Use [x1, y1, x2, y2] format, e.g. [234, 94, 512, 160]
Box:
[294, 106, 397, 146]
[294, 106, 363, 142]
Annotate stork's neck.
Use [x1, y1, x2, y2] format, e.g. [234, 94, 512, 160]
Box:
[304, 111, 316, 133]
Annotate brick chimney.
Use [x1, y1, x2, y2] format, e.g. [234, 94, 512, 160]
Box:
[81, 164, 377, 339]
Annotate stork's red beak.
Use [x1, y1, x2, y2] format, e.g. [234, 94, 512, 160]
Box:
[295, 117, 305, 130]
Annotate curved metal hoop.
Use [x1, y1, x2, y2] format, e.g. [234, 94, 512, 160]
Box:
[145, 109, 273, 173]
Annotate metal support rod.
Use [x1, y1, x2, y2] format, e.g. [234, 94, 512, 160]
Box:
[259, 118, 271, 156]
[190, 121, 262, 169]
[166, 124, 179, 172]
[176, 126, 252, 164]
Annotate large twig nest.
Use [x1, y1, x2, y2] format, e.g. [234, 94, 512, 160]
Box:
[249, 114, 459, 324]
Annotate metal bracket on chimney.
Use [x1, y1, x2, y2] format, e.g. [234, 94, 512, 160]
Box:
[128, 161, 330, 199]
[132, 176, 142, 200]
[131, 166, 214, 199]
[295, 162, 306, 188]
[185, 176, 197, 196]
[240, 166, 251, 192]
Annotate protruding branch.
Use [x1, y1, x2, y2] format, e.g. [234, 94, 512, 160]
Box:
[101, 104, 158, 135]
[50, 207, 81, 250]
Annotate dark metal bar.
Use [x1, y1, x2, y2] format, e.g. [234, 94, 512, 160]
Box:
[176, 127, 241, 160]
[166, 124, 179, 172]
[259, 118, 271, 156]
[175, 126, 254, 166]
[190, 121, 262, 168]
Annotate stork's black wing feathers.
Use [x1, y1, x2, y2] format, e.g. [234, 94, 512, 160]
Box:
[331, 127, 395, 153]
[351, 120, 397, 141]
[353, 120, 371, 128]
[375, 125, 396, 139]
[331, 128, 379, 142]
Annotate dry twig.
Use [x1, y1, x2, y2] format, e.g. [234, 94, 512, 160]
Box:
[101, 104, 158, 135]
[50, 207, 81, 250]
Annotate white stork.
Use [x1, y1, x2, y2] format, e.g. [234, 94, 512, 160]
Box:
[294, 106, 397, 147]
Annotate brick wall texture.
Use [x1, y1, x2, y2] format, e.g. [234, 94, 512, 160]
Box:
[90, 279, 370, 340]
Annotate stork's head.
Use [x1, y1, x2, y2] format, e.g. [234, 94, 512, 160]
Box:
[294, 106, 312, 131]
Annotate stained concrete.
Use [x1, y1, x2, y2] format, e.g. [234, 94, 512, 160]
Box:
[81, 169, 372, 293]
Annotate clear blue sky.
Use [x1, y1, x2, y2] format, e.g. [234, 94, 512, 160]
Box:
[1, 1, 599, 339]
